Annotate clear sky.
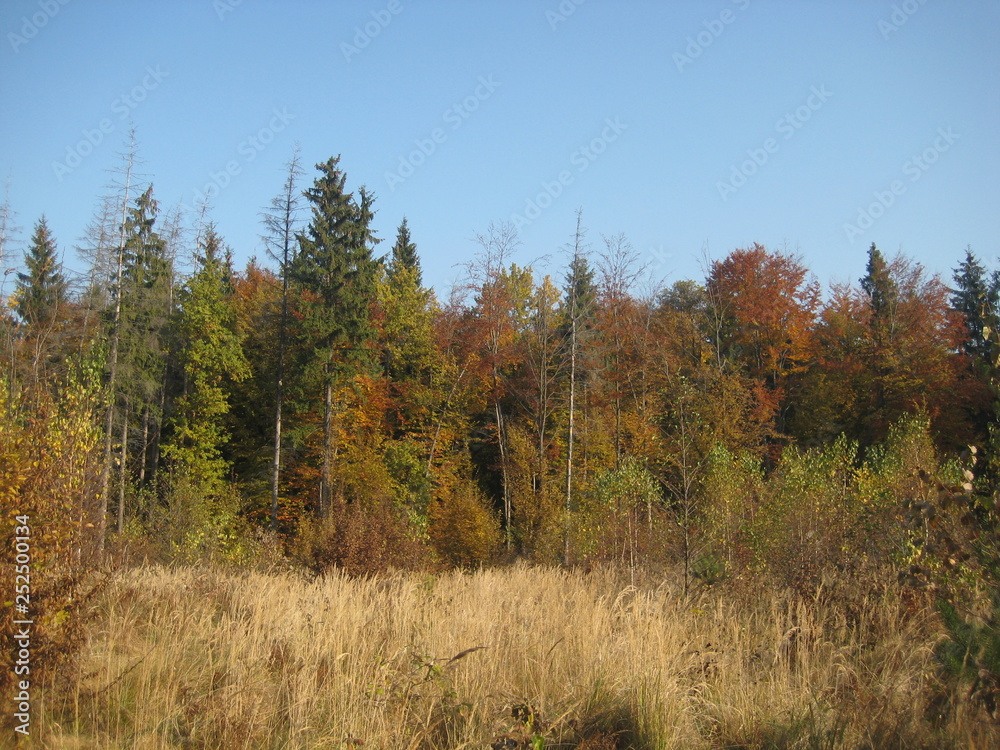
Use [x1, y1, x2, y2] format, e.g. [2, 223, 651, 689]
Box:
[1, 0, 997, 297]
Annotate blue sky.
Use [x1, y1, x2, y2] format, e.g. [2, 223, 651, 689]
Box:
[1, 0, 998, 297]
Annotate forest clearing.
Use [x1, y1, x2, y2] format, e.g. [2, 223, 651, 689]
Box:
[3, 4, 999, 744]
[11, 563, 1000, 749]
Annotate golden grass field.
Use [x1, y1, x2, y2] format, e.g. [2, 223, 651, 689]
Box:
[29, 564, 998, 749]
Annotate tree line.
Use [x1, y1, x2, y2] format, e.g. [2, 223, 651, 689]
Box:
[2, 143, 999, 577]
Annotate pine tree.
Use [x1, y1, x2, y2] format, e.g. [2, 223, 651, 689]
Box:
[292, 156, 379, 515]
[15, 216, 67, 328]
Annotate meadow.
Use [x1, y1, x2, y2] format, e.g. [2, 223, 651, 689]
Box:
[25, 563, 996, 749]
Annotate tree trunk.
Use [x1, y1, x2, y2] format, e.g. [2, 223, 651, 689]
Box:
[98, 139, 135, 552]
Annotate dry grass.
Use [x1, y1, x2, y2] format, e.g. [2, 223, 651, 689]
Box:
[29, 564, 998, 749]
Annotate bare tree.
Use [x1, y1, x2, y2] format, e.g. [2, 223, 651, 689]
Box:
[562, 209, 593, 564]
[0, 176, 20, 391]
[97, 128, 141, 552]
[261, 145, 304, 531]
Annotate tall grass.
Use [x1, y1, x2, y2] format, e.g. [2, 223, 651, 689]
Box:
[34, 564, 997, 749]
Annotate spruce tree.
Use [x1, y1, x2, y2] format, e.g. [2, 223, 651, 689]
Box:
[163, 226, 249, 492]
[292, 156, 379, 515]
[115, 185, 172, 530]
[860, 243, 898, 339]
[388, 216, 420, 284]
[952, 247, 999, 362]
[16, 216, 67, 328]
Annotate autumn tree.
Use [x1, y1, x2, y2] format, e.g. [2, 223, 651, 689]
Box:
[705, 244, 819, 444]
[594, 233, 651, 467]
[804, 245, 967, 448]
[463, 222, 530, 548]
[507, 273, 566, 557]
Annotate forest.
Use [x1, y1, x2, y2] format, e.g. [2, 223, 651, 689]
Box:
[2, 144, 999, 747]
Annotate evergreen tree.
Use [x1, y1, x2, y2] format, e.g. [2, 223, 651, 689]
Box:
[292, 156, 379, 515]
[379, 221, 435, 410]
[163, 226, 249, 492]
[858, 243, 898, 440]
[952, 247, 999, 362]
[115, 185, 173, 529]
[15, 216, 67, 328]
[860, 242, 898, 347]
[388, 216, 420, 285]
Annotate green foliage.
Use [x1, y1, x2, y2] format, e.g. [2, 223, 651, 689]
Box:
[952, 247, 999, 362]
[388, 216, 420, 284]
[383, 438, 434, 533]
[701, 444, 763, 571]
[901, 443, 1000, 722]
[162, 227, 249, 493]
[153, 475, 253, 564]
[292, 155, 379, 379]
[575, 458, 662, 566]
[749, 436, 859, 583]
[15, 215, 67, 327]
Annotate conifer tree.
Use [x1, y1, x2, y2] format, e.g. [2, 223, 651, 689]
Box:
[115, 185, 172, 530]
[163, 226, 249, 492]
[15, 216, 67, 328]
[861, 242, 898, 349]
[388, 216, 420, 284]
[292, 156, 379, 515]
[952, 247, 999, 363]
[380, 218, 435, 416]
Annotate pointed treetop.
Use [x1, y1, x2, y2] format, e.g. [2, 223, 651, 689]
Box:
[389, 216, 421, 284]
[860, 242, 897, 318]
[16, 215, 67, 326]
[952, 246, 1000, 360]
